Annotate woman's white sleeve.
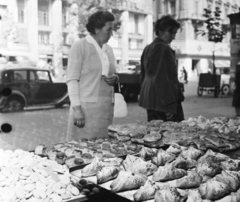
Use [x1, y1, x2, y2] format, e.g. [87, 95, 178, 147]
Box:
[66, 41, 83, 107]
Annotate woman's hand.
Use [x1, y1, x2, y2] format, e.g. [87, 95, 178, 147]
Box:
[72, 105, 85, 128]
[103, 74, 118, 86]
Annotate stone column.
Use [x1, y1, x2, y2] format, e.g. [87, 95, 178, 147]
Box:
[145, 14, 153, 45]
[121, 10, 129, 67]
[52, 0, 63, 78]
[27, 0, 38, 62]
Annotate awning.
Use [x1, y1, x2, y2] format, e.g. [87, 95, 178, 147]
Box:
[210, 60, 230, 68]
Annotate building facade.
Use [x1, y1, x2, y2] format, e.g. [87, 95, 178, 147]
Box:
[153, 0, 240, 78]
[0, 0, 153, 74]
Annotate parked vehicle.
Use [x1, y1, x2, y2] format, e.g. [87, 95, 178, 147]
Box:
[0, 66, 70, 112]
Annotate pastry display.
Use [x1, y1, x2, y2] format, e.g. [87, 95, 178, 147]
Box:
[96, 166, 120, 184]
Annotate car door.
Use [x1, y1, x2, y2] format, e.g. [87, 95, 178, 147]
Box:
[28, 70, 56, 104]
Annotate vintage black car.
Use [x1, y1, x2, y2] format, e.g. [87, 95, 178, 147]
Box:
[0, 66, 70, 112]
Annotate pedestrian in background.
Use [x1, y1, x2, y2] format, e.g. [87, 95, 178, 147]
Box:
[233, 65, 240, 117]
[139, 15, 184, 122]
[182, 66, 188, 84]
[66, 11, 119, 141]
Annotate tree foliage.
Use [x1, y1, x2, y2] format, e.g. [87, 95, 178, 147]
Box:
[199, 7, 225, 43]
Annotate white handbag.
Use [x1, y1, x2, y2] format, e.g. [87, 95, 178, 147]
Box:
[113, 83, 128, 118]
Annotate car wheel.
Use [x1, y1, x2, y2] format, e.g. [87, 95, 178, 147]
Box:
[214, 86, 220, 98]
[197, 86, 203, 96]
[221, 84, 230, 95]
[123, 85, 139, 102]
[2, 98, 24, 112]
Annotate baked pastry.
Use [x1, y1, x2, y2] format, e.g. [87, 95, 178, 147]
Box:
[133, 180, 157, 201]
[96, 166, 119, 184]
[81, 157, 103, 177]
[154, 186, 187, 202]
[181, 146, 202, 160]
[198, 149, 230, 163]
[143, 131, 162, 143]
[186, 189, 203, 202]
[199, 178, 231, 200]
[214, 192, 240, 202]
[170, 155, 188, 170]
[102, 157, 123, 167]
[175, 171, 202, 189]
[139, 147, 158, 160]
[215, 170, 240, 192]
[123, 155, 157, 176]
[152, 164, 186, 182]
[152, 149, 176, 166]
[196, 161, 221, 180]
[110, 170, 147, 192]
[220, 159, 240, 171]
[166, 143, 187, 156]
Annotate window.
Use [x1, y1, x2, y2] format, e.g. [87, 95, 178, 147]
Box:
[194, 0, 199, 14]
[62, 1, 68, 28]
[36, 71, 50, 82]
[180, 0, 184, 10]
[13, 71, 27, 82]
[17, 0, 25, 23]
[170, 1, 176, 15]
[129, 39, 143, 50]
[38, 31, 50, 44]
[128, 13, 144, 35]
[38, 0, 49, 26]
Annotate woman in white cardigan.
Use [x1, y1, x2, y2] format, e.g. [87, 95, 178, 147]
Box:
[66, 11, 119, 140]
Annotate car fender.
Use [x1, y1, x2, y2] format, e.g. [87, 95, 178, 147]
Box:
[7, 90, 27, 106]
[53, 92, 69, 105]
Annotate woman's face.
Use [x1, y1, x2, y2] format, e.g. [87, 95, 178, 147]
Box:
[159, 27, 178, 44]
[95, 21, 114, 44]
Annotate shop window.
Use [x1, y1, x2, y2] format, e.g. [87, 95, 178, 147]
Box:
[170, 1, 176, 15]
[38, 31, 50, 44]
[17, 0, 25, 23]
[38, 0, 49, 26]
[180, 0, 184, 10]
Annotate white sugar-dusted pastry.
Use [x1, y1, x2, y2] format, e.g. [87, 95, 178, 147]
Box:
[196, 161, 221, 179]
[96, 166, 119, 184]
[152, 164, 186, 182]
[199, 178, 231, 200]
[181, 146, 202, 160]
[220, 159, 240, 171]
[110, 170, 147, 192]
[215, 192, 240, 202]
[133, 179, 157, 201]
[198, 149, 229, 163]
[123, 155, 157, 176]
[154, 186, 187, 202]
[185, 189, 203, 202]
[152, 149, 176, 166]
[175, 171, 202, 189]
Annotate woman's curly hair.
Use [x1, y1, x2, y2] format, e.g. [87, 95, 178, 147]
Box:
[86, 11, 115, 34]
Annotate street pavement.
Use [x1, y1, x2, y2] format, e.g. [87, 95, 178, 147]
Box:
[0, 79, 236, 150]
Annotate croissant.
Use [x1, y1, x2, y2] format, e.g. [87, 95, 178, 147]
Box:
[186, 189, 203, 202]
[110, 170, 147, 193]
[152, 164, 186, 182]
[154, 186, 187, 202]
[139, 147, 158, 160]
[196, 161, 221, 179]
[220, 159, 240, 171]
[81, 157, 103, 177]
[170, 155, 188, 170]
[214, 192, 240, 202]
[215, 170, 240, 192]
[133, 180, 156, 201]
[198, 149, 230, 163]
[152, 149, 176, 166]
[175, 171, 202, 189]
[199, 178, 231, 200]
[166, 143, 187, 156]
[96, 166, 119, 184]
[181, 146, 202, 160]
[123, 155, 157, 176]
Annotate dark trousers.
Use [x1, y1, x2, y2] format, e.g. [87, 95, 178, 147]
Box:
[147, 102, 184, 122]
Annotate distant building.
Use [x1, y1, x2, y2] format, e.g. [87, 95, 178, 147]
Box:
[0, 0, 153, 71]
[153, 0, 240, 78]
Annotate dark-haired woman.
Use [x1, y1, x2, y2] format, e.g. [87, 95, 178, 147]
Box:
[66, 11, 119, 140]
[139, 15, 184, 122]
